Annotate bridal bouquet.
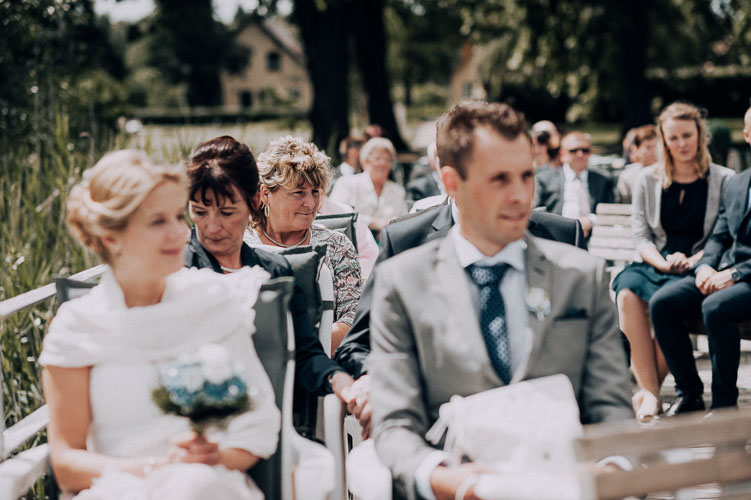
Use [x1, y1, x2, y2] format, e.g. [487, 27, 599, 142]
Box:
[152, 344, 252, 435]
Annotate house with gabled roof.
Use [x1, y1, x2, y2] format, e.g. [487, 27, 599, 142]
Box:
[221, 16, 312, 112]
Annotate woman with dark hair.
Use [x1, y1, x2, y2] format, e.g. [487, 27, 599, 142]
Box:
[612, 103, 734, 421]
[183, 136, 356, 405]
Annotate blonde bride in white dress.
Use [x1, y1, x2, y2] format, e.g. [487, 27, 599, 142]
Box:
[40, 150, 280, 499]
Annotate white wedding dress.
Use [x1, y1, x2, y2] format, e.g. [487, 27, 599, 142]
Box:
[40, 267, 281, 500]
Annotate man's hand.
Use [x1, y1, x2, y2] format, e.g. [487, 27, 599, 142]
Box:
[342, 374, 372, 439]
[577, 216, 593, 238]
[695, 265, 716, 294]
[706, 268, 735, 294]
[429, 463, 496, 500]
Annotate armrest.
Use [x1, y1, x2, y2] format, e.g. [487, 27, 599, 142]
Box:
[323, 394, 346, 500]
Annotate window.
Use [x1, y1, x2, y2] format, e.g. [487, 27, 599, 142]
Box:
[267, 52, 281, 71]
[288, 88, 300, 101]
[240, 91, 253, 108]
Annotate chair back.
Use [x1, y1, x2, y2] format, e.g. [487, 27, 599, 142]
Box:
[249, 277, 295, 500]
[315, 212, 358, 252]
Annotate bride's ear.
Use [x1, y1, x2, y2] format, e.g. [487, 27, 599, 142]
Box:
[101, 234, 122, 259]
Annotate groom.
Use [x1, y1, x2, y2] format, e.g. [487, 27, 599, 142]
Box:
[369, 101, 632, 500]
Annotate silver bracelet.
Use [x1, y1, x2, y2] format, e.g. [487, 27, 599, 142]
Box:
[455, 473, 480, 500]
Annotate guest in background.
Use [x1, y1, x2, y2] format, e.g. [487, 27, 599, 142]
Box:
[531, 120, 561, 169]
[406, 141, 443, 208]
[246, 136, 362, 353]
[533, 131, 615, 237]
[611, 102, 734, 421]
[616, 125, 659, 203]
[335, 135, 365, 178]
[184, 135, 355, 402]
[42, 150, 279, 499]
[330, 137, 408, 237]
[649, 105, 751, 417]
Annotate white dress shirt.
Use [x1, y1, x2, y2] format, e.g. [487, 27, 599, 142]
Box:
[415, 225, 531, 500]
[561, 163, 593, 220]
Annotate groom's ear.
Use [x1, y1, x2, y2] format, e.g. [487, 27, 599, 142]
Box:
[441, 165, 461, 198]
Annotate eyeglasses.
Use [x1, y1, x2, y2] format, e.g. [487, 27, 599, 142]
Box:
[566, 147, 591, 154]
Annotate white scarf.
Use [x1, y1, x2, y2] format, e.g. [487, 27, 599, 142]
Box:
[40, 266, 270, 367]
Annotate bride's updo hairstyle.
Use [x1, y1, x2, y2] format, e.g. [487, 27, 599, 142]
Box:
[67, 150, 187, 263]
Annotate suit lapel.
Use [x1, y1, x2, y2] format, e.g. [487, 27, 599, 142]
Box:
[433, 237, 502, 386]
[517, 235, 554, 381]
[429, 201, 453, 236]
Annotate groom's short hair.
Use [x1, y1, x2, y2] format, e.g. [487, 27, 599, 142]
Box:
[436, 101, 529, 179]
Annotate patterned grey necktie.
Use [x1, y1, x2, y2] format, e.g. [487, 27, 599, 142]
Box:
[467, 263, 512, 384]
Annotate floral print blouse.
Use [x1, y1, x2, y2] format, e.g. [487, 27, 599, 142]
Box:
[244, 224, 362, 326]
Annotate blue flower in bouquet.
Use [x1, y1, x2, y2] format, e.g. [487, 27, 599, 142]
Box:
[152, 344, 253, 435]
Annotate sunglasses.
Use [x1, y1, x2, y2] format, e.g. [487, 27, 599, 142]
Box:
[566, 147, 591, 154]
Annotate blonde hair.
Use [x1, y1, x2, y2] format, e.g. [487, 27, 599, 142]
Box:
[359, 137, 396, 167]
[67, 150, 188, 263]
[655, 102, 712, 188]
[252, 136, 332, 229]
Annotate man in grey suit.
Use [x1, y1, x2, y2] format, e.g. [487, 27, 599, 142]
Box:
[369, 102, 633, 500]
[533, 131, 615, 237]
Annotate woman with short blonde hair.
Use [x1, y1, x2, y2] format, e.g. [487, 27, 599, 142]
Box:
[43, 150, 279, 498]
[246, 136, 362, 353]
[329, 137, 407, 236]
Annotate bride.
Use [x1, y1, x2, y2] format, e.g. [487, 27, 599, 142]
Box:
[40, 150, 280, 499]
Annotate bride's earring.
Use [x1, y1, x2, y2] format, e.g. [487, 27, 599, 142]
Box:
[263, 203, 270, 218]
[113, 243, 122, 258]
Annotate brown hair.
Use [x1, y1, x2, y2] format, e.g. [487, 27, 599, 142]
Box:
[655, 102, 712, 188]
[67, 150, 187, 263]
[632, 124, 657, 148]
[251, 136, 332, 229]
[436, 101, 528, 178]
[187, 136, 259, 209]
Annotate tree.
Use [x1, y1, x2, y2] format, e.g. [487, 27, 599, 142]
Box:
[444, 0, 748, 126]
[292, 0, 351, 154]
[147, 0, 249, 107]
[0, 0, 126, 150]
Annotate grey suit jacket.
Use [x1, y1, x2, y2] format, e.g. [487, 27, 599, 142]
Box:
[370, 234, 633, 500]
[631, 163, 735, 256]
[533, 166, 615, 215]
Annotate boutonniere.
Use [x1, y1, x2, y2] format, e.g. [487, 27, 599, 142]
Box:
[526, 287, 551, 321]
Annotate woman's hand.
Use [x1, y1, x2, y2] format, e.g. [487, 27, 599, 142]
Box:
[663, 252, 691, 274]
[167, 433, 221, 466]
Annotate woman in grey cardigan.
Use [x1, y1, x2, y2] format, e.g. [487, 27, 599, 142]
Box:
[612, 102, 734, 422]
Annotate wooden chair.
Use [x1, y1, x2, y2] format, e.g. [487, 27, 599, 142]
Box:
[588, 203, 637, 268]
[576, 407, 751, 499]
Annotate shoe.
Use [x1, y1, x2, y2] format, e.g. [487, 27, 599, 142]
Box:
[665, 394, 705, 417]
[636, 390, 661, 423]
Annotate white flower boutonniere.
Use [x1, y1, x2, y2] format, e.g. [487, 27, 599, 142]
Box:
[526, 287, 551, 321]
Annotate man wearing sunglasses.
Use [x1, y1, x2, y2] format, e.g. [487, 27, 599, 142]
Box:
[533, 131, 615, 237]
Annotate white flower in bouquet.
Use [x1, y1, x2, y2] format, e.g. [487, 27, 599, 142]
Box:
[198, 344, 234, 384]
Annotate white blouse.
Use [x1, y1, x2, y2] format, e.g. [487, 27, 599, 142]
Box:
[329, 172, 408, 227]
